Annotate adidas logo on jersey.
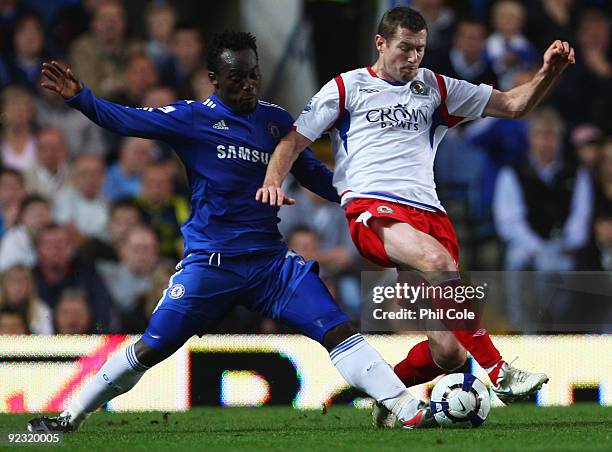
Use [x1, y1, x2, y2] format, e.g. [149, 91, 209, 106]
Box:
[213, 120, 229, 130]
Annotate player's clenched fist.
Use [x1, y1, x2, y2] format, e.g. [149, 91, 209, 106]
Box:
[255, 184, 296, 207]
[41, 61, 83, 99]
[542, 40, 575, 77]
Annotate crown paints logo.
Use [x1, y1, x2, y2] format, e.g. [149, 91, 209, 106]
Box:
[365, 103, 428, 130]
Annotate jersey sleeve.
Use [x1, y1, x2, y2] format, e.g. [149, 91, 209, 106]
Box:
[293, 78, 343, 141]
[435, 74, 493, 126]
[290, 148, 340, 203]
[65, 85, 195, 143]
[276, 106, 339, 203]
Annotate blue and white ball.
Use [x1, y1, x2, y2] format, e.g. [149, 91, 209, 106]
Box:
[430, 373, 490, 428]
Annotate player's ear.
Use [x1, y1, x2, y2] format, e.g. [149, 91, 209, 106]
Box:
[208, 71, 218, 88]
[374, 34, 385, 53]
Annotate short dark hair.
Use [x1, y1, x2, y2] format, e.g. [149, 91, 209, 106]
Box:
[377, 6, 427, 40]
[287, 225, 317, 241]
[19, 194, 49, 218]
[111, 197, 141, 215]
[206, 31, 258, 73]
[0, 167, 24, 183]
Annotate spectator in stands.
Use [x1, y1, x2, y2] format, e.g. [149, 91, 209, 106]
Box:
[0, 195, 51, 271]
[552, 9, 612, 132]
[486, 0, 537, 90]
[49, 0, 97, 57]
[103, 137, 155, 201]
[111, 51, 159, 107]
[577, 139, 612, 270]
[77, 198, 143, 265]
[463, 69, 533, 216]
[593, 138, 612, 218]
[571, 124, 603, 171]
[0, 0, 21, 55]
[1, 85, 37, 171]
[412, 0, 456, 67]
[33, 223, 114, 332]
[0, 264, 53, 334]
[54, 153, 109, 243]
[144, 2, 176, 84]
[68, 0, 142, 98]
[24, 127, 69, 197]
[0, 168, 26, 237]
[493, 108, 592, 272]
[578, 211, 612, 271]
[5, 14, 48, 90]
[429, 18, 498, 87]
[525, 0, 575, 53]
[97, 225, 160, 332]
[54, 287, 93, 334]
[286, 225, 319, 262]
[0, 306, 28, 334]
[35, 75, 108, 158]
[142, 86, 176, 108]
[169, 23, 204, 97]
[136, 163, 188, 259]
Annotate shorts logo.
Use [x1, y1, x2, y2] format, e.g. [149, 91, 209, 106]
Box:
[169, 284, 185, 299]
[377, 205, 394, 214]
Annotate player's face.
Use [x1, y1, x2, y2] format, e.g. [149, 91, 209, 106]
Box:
[211, 48, 261, 114]
[378, 27, 427, 82]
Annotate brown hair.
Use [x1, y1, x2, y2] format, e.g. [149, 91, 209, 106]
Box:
[377, 6, 427, 41]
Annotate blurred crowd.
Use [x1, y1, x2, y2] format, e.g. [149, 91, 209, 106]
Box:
[0, 0, 610, 335]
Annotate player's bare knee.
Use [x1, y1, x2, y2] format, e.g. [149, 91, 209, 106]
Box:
[134, 339, 167, 368]
[322, 322, 356, 352]
[424, 249, 455, 272]
[433, 345, 467, 371]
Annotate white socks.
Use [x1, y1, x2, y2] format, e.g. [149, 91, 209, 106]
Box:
[64, 336, 420, 428]
[330, 334, 419, 420]
[64, 344, 150, 428]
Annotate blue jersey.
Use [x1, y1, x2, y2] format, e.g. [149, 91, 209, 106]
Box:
[67, 87, 339, 256]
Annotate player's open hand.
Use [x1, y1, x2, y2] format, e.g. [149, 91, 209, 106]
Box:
[255, 184, 296, 207]
[41, 61, 83, 99]
[542, 40, 575, 77]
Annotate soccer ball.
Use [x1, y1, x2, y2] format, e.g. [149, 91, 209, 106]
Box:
[429, 373, 490, 428]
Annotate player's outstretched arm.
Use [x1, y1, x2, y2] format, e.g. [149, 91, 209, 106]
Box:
[256, 130, 312, 207]
[41, 60, 193, 142]
[484, 40, 575, 119]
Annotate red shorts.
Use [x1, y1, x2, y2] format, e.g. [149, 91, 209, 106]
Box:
[344, 198, 459, 268]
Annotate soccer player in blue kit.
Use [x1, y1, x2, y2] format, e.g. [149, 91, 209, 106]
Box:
[28, 32, 432, 432]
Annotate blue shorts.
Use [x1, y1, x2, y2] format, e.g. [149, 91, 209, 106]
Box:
[142, 249, 349, 354]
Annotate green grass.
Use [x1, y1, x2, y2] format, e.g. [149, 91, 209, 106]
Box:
[0, 404, 610, 452]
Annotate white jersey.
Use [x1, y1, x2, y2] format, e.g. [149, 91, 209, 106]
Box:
[294, 67, 493, 211]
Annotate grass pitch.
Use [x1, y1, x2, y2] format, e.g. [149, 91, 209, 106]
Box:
[0, 404, 610, 452]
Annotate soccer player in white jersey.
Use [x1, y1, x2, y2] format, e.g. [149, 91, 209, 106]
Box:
[257, 6, 575, 426]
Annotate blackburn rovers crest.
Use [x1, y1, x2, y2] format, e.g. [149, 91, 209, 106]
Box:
[377, 205, 394, 214]
[409, 80, 430, 97]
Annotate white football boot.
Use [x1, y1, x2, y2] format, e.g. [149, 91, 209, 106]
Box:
[372, 396, 436, 429]
[491, 360, 549, 404]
